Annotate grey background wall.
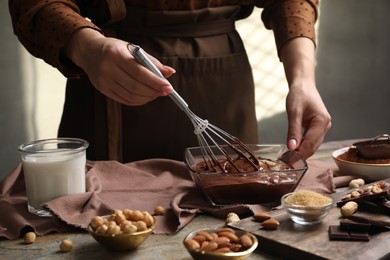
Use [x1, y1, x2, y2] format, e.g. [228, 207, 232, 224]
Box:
[259, 0, 390, 144]
[316, 1, 390, 140]
[1, 1, 390, 180]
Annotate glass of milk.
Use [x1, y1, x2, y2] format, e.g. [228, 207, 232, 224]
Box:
[18, 138, 89, 217]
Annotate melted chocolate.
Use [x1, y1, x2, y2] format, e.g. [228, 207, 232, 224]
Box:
[190, 151, 306, 205]
[193, 156, 292, 173]
[193, 159, 299, 204]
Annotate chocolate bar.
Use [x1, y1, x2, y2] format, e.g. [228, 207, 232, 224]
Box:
[328, 225, 370, 241]
[347, 214, 390, 228]
[369, 195, 390, 210]
[337, 181, 390, 207]
[340, 219, 370, 232]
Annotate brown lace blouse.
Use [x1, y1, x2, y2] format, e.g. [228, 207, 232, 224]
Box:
[8, 0, 319, 77]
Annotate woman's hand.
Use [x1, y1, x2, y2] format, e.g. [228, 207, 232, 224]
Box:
[280, 37, 331, 159]
[64, 28, 175, 106]
[285, 81, 331, 159]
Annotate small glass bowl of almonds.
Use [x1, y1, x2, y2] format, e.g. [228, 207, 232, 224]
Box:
[281, 190, 335, 225]
[87, 209, 156, 251]
[183, 228, 258, 260]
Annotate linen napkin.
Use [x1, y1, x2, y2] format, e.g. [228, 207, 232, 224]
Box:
[0, 158, 344, 240]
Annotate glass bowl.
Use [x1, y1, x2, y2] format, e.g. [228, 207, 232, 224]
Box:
[281, 192, 334, 225]
[87, 215, 156, 251]
[185, 144, 308, 205]
[183, 228, 258, 260]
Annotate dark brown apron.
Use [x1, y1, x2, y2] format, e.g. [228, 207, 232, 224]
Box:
[58, 6, 258, 163]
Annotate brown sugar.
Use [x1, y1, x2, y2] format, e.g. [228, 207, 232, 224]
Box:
[285, 190, 332, 207]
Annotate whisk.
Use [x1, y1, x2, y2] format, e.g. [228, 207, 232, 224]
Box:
[127, 44, 259, 173]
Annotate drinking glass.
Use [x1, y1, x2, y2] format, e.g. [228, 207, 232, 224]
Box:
[18, 138, 89, 217]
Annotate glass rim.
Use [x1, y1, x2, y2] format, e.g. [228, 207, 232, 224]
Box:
[18, 138, 89, 154]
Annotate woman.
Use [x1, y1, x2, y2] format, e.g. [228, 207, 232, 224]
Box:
[9, 0, 331, 162]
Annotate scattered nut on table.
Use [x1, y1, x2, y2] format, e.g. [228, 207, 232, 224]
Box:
[225, 212, 240, 224]
[253, 212, 272, 222]
[261, 218, 280, 230]
[59, 239, 73, 252]
[154, 206, 165, 215]
[23, 232, 36, 244]
[340, 201, 358, 217]
[252, 212, 279, 230]
[349, 178, 365, 189]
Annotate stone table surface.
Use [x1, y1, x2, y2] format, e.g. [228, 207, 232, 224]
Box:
[0, 214, 278, 260]
[0, 139, 368, 260]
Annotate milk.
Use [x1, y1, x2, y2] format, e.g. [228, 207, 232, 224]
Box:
[22, 150, 86, 210]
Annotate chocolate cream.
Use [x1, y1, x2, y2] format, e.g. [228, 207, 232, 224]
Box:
[192, 157, 301, 205]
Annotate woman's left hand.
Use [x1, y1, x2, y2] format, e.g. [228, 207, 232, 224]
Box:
[285, 82, 331, 159]
[280, 37, 331, 159]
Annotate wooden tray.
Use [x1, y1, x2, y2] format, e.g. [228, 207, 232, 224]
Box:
[229, 185, 390, 260]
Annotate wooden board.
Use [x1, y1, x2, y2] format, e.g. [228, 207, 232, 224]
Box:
[229, 184, 390, 260]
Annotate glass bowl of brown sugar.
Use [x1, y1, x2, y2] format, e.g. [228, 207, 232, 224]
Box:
[281, 190, 334, 225]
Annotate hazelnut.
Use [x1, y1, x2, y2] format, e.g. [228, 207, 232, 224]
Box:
[24, 232, 36, 244]
[154, 206, 165, 216]
[59, 239, 73, 252]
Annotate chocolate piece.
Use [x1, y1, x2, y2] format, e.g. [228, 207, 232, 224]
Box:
[340, 219, 370, 232]
[369, 195, 390, 210]
[328, 225, 370, 241]
[347, 214, 390, 228]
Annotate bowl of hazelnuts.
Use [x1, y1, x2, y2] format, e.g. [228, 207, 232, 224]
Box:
[87, 209, 156, 251]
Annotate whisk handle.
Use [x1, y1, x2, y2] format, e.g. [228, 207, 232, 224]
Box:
[128, 44, 188, 111]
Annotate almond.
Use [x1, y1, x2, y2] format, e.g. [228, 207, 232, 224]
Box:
[215, 247, 231, 253]
[197, 231, 213, 241]
[192, 234, 206, 244]
[202, 241, 218, 251]
[212, 236, 230, 245]
[261, 218, 280, 230]
[217, 227, 235, 234]
[185, 239, 200, 250]
[253, 212, 272, 222]
[239, 234, 253, 248]
[218, 231, 239, 243]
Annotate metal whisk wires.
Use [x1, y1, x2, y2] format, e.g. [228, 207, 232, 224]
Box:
[128, 44, 259, 173]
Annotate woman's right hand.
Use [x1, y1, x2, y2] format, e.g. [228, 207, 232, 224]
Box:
[64, 28, 175, 106]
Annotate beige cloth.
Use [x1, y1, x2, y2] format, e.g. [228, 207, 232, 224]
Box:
[0, 157, 350, 240]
